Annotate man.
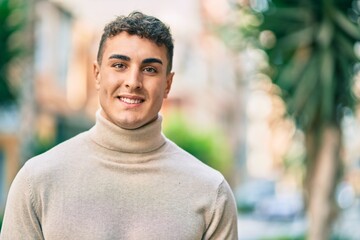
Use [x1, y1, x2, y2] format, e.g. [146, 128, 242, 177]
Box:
[1, 11, 238, 239]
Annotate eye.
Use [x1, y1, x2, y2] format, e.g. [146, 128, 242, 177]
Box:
[143, 66, 157, 74]
[112, 63, 126, 69]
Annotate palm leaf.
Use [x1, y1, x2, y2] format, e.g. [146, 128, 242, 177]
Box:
[275, 46, 312, 91]
[320, 48, 335, 120]
[331, 7, 360, 39]
[291, 53, 319, 116]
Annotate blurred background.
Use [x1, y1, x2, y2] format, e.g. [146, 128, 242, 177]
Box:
[1, 0, 360, 239]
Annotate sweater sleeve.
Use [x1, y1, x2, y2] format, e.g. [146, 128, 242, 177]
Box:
[204, 179, 239, 240]
[0, 163, 44, 240]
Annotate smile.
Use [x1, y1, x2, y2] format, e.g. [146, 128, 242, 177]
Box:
[118, 97, 144, 104]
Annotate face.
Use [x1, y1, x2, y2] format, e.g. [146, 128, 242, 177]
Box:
[94, 32, 174, 129]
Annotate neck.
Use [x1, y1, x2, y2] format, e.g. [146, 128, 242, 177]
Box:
[89, 110, 166, 153]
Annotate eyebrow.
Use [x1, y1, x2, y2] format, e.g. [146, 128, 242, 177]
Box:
[108, 54, 163, 65]
[142, 58, 163, 65]
[109, 54, 130, 61]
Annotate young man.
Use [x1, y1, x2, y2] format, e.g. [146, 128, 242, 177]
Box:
[1, 11, 238, 239]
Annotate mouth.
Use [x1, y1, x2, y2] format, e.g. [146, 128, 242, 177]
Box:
[117, 96, 145, 104]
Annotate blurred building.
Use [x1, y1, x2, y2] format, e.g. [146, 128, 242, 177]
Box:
[0, 0, 97, 212]
[0, 123, 20, 210]
[34, 0, 97, 124]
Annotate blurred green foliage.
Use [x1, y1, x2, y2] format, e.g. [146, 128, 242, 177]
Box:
[258, 0, 360, 130]
[163, 111, 233, 177]
[30, 115, 94, 158]
[0, 0, 27, 105]
[229, 0, 360, 130]
[31, 135, 56, 157]
[221, 1, 360, 239]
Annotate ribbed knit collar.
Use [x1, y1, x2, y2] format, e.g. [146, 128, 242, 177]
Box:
[89, 110, 166, 153]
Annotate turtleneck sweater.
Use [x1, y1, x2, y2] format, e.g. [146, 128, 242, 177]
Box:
[1, 111, 238, 240]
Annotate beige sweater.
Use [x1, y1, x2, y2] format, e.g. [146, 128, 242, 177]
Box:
[1, 111, 238, 240]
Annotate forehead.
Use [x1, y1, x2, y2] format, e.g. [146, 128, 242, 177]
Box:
[102, 32, 168, 62]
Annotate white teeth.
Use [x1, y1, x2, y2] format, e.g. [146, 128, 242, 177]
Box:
[119, 97, 142, 104]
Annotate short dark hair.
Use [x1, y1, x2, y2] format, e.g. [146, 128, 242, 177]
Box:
[97, 11, 174, 73]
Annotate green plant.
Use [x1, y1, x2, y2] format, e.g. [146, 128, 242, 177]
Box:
[222, 0, 360, 239]
[0, 0, 27, 105]
[260, 235, 305, 240]
[0, 213, 3, 232]
[163, 111, 233, 177]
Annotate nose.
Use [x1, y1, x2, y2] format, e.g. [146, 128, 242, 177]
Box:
[124, 69, 142, 90]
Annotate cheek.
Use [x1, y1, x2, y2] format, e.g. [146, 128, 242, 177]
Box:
[98, 85, 110, 101]
[149, 85, 166, 100]
[99, 74, 119, 94]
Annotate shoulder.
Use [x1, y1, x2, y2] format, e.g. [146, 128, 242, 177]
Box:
[23, 131, 89, 180]
[33, 131, 88, 161]
[162, 139, 238, 235]
[163, 138, 226, 187]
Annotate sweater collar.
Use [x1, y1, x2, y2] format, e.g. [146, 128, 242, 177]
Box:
[89, 110, 166, 153]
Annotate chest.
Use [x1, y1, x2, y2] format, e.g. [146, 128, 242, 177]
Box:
[39, 176, 209, 240]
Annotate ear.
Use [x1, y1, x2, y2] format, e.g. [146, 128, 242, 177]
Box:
[164, 72, 174, 99]
[93, 61, 101, 90]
